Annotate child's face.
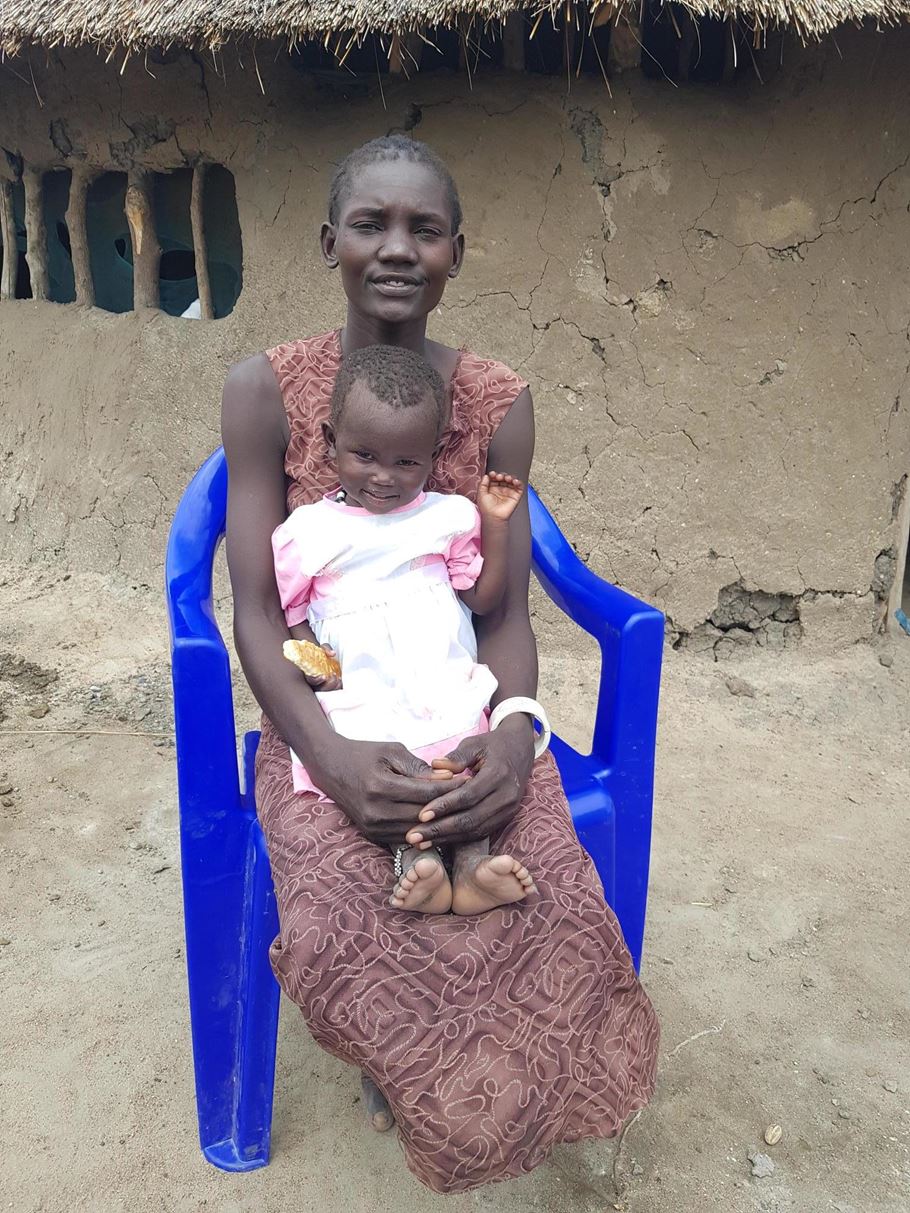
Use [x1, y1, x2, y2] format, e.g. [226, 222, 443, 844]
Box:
[325, 382, 438, 514]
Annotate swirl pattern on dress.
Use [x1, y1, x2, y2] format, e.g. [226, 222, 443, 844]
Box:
[256, 331, 659, 1193]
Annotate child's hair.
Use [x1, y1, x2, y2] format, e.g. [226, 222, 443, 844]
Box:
[330, 345, 449, 438]
[328, 135, 463, 235]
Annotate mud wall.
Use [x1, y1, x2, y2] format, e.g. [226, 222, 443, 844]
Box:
[1, 30, 908, 650]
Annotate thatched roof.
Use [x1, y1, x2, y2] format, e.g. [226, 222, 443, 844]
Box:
[0, 0, 907, 58]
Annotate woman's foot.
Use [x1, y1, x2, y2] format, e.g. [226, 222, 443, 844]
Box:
[390, 846, 452, 914]
[361, 1073, 395, 1132]
[451, 853, 536, 915]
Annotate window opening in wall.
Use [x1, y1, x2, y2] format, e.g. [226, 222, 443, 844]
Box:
[12, 180, 31, 298]
[201, 165, 243, 319]
[641, 1, 739, 83]
[419, 27, 462, 70]
[154, 167, 198, 317]
[6, 162, 241, 317]
[294, 33, 390, 74]
[87, 171, 132, 313]
[525, 16, 565, 74]
[461, 26, 504, 72]
[43, 168, 76, 304]
[279, 16, 744, 82]
[686, 15, 727, 83]
[641, 1, 682, 80]
[577, 21, 612, 77]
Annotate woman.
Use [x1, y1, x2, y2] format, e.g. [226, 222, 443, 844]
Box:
[221, 135, 659, 1194]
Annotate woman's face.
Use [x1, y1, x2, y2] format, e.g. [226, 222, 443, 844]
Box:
[322, 160, 464, 326]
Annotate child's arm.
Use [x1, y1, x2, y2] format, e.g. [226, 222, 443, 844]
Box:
[288, 619, 320, 646]
[458, 472, 525, 616]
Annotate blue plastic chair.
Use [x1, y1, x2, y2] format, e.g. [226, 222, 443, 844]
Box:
[166, 447, 663, 1174]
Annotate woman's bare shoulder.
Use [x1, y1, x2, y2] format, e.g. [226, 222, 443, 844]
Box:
[221, 353, 289, 451]
[224, 352, 280, 403]
[487, 387, 534, 480]
[425, 338, 464, 381]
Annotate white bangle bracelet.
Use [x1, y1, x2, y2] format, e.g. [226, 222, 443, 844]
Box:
[489, 696, 552, 760]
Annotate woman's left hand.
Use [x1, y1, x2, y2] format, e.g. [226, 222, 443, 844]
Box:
[404, 715, 535, 848]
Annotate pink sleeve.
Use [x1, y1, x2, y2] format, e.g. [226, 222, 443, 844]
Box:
[445, 511, 484, 590]
[271, 520, 313, 627]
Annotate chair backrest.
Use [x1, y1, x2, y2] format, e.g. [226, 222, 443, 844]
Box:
[166, 450, 240, 834]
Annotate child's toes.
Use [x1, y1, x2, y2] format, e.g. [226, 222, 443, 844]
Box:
[391, 875, 413, 903]
[514, 864, 535, 890]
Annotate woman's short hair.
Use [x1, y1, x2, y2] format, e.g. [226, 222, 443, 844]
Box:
[328, 135, 463, 235]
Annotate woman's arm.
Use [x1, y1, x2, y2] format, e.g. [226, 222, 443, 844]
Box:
[406, 389, 539, 849]
[457, 473, 523, 616]
[222, 355, 442, 839]
[222, 356, 341, 756]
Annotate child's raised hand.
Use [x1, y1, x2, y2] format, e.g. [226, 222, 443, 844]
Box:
[478, 471, 524, 522]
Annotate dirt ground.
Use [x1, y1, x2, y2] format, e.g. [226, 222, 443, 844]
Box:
[1, 566, 908, 1213]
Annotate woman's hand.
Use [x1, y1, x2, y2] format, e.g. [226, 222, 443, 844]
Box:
[310, 736, 470, 846]
[403, 715, 536, 849]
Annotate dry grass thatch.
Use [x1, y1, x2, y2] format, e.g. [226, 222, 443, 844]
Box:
[0, 0, 907, 59]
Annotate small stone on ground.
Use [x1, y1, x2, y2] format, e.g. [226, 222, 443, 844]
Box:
[749, 1151, 775, 1178]
[726, 676, 757, 697]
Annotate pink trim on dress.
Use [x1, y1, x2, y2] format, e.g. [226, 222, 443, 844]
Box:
[444, 515, 484, 589]
[320, 489, 428, 516]
[272, 523, 313, 627]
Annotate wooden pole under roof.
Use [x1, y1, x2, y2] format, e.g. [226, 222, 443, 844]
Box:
[190, 163, 214, 320]
[126, 168, 160, 310]
[23, 167, 49, 299]
[0, 179, 19, 300]
[66, 167, 95, 306]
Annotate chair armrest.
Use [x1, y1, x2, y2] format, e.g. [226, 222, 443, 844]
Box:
[528, 486, 664, 777]
[529, 487, 663, 963]
[529, 487, 659, 643]
[166, 448, 241, 818]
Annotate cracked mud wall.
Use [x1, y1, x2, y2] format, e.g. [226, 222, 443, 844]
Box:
[1, 29, 908, 650]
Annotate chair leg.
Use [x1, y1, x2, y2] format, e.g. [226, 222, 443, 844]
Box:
[226, 824, 281, 1169]
[181, 807, 280, 1171]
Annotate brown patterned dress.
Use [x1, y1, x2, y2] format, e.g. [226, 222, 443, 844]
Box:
[255, 330, 659, 1193]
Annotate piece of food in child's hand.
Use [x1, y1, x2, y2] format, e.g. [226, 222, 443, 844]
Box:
[282, 639, 341, 681]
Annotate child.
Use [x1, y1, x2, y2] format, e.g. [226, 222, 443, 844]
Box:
[271, 343, 540, 915]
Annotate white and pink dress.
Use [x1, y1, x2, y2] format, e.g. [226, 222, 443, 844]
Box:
[272, 489, 498, 795]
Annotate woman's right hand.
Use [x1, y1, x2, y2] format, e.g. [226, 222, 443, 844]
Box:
[310, 736, 469, 846]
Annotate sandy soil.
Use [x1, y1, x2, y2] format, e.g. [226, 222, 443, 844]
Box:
[1, 567, 908, 1213]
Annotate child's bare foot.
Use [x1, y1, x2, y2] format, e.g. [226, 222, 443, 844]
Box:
[451, 852, 536, 916]
[390, 846, 452, 914]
